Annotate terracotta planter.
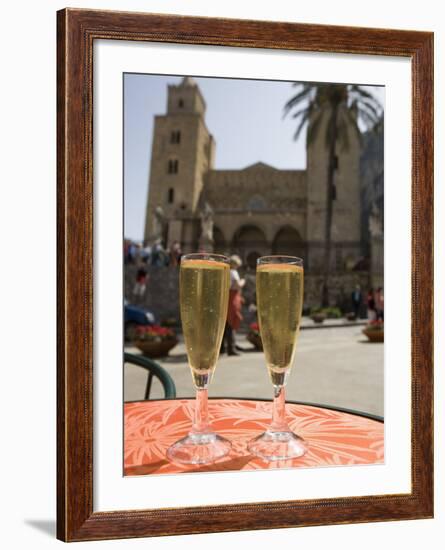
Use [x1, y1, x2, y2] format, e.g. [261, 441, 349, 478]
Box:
[134, 338, 178, 358]
[362, 328, 384, 343]
[246, 332, 263, 351]
[311, 313, 326, 324]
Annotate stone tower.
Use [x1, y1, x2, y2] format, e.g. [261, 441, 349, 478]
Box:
[144, 77, 215, 250]
[306, 106, 362, 274]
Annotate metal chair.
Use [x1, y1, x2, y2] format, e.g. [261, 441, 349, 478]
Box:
[124, 352, 176, 399]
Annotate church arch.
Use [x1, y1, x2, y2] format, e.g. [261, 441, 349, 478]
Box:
[272, 226, 305, 259]
[232, 225, 269, 269]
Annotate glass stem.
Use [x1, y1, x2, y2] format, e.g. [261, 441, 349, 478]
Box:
[191, 388, 210, 434]
[270, 385, 289, 432]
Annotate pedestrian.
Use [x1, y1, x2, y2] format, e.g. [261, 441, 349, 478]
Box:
[221, 255, 245, 356]
[351, 284, 362, 319]
[127, 241, 137, 264]
[133, 266, 148, 299]
[151, 239, 168, 266]
[169, 240, 182, 267]
[375, 287, 384, 321]
[124, 240, 130, 264]
[140, 241, 151, 264]
[367, 288, 376, 321]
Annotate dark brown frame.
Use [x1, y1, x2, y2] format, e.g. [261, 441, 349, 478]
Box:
[57, 8, 434, 542]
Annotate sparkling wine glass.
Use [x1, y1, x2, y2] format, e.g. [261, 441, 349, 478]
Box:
[247, 255, 307, 461]
[167, 253, 231, 464]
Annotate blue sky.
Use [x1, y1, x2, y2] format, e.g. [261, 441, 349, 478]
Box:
[124, 74, 384, 241]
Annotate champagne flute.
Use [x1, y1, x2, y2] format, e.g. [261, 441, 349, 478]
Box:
[167, 253, 231, 464]
[247, 255, 307, 461]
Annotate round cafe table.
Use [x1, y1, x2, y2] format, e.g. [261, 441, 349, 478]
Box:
[124, 398, 384, 476]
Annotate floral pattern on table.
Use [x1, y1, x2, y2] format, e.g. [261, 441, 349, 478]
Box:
[124, 399, 384, 476]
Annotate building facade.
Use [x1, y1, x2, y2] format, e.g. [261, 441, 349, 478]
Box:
[144, 77, 365, 274]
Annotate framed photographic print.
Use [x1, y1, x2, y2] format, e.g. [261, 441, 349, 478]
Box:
[57, 8, 433, 542]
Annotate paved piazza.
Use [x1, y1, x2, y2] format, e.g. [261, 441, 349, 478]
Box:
[124, 324, 384, 417]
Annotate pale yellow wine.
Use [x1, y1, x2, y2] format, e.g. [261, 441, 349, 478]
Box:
[180, 259, 230, 388]
[256, 263, 304, 386]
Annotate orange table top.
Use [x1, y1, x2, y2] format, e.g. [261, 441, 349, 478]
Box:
[124, 398, 384, 476]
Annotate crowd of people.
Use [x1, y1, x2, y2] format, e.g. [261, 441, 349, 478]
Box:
[125, 238, 247, 355]
[125, 239, 182, 301]
[126, 239, 384, 354]
[124, 239, 182, 267]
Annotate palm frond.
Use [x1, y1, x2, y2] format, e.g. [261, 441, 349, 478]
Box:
[293, 111, 310, 141]
[357, 107, 380, 129]
[358, 102, 382, 128]
[349, 85, 383, 114]
[283, 85, 315, 116]
[357, 98, 382, 122]
[291, 107, 311, 120]
[285, 82, 383, 151]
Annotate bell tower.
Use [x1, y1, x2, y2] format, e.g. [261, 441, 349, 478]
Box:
[305, 106, 362, 274]
[144, 77, 215, 249]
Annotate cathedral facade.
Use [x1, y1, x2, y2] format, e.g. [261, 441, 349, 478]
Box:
[144, 77, 364, 274]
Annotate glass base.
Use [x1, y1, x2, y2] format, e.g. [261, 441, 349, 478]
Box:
[167, 432, 232, 465]
[247, 429, 307, 461]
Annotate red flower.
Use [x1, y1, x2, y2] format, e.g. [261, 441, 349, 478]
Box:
[135, 325, 176, 341]
[366, 319, 384, 331]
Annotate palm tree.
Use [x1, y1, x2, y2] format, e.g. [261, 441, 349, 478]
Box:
[284, 83, 383, 306]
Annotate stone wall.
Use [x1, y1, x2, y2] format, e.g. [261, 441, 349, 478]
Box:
[125, 265, 370, 328]
[126, 265, 180, 323]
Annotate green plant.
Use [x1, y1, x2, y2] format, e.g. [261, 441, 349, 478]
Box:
[323, 307, 342, 319]
[310, 306, 341, 318]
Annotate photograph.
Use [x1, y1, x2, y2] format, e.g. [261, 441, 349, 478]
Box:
[52, 6, 433, 543]
[123, 73, 385, 476]
[1, 0, 438, 546]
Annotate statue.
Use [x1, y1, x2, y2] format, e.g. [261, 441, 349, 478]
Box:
[199, 202, 214, 251]
[369, 202, 383, 239]
[152, 206, 165, 244]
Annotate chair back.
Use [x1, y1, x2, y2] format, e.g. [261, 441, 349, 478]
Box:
[124, 353, 176, 399]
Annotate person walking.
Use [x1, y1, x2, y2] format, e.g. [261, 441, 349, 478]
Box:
[367, 288, 376, 321]
[133, 266, 148, 301]
[375, 287, 384, 321]
[351, 284, 362, 319]
[169, 240, 182, 267]
[221, 255, 245, 356]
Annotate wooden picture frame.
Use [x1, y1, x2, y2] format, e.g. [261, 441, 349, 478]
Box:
[57, 8, 433, 542]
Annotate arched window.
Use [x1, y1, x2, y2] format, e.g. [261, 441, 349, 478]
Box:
[178, 98, 184, 108]
[167, 159, 179, 174]
[167, 188, 174, 204]
[171, 130, 181, 144]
